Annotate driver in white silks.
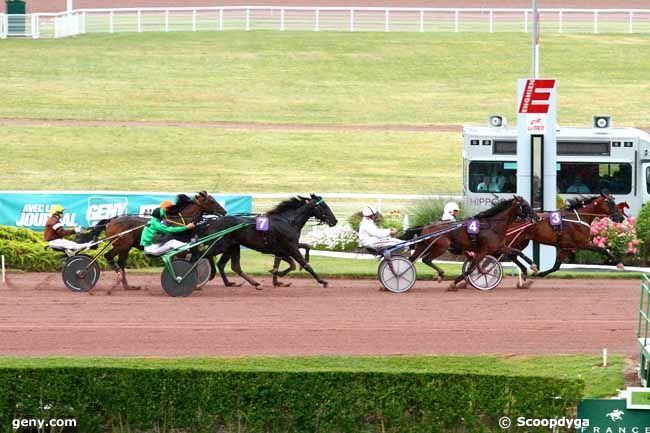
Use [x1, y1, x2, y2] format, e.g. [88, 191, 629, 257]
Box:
[441, 202, 460, 221]
[357, 206, 403, 251]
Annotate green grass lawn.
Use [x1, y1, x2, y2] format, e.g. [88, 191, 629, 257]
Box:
[1, 32, 649, 126]
[133, 249, 643, 280]
[0, 126, 460, 193]
[0, 354, 624, 398]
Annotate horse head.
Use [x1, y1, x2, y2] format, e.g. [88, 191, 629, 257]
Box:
[597, 192, 624, 222]
[194, 191, 227, 217]
[307, 193, 338, 227]
[512, 195, 538, 223]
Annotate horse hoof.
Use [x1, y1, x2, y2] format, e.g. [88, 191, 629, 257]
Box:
[530, 264, 538, 272]
[436, 275, 444, 283]
[255, 285, 263, 291]
[274, 282, 292, 288]
[322, 282, 329, 288]
[616, 263, 625, 270]
[456, 280, 468, 289]
[517, 280, 533, 289]
[124, 285, 141, 291]
[447, 283, 458, 292]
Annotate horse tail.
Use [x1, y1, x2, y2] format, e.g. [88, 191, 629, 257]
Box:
[78, 218, 111, 243]
[399, 227, 422, 241]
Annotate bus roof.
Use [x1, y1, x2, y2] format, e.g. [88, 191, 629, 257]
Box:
[462, 125, 650, 141]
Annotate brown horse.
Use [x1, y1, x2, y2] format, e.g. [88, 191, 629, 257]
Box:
[506, 193, 623, 278]
[79, 191, 226, 290]
[408, 196, 538, 291]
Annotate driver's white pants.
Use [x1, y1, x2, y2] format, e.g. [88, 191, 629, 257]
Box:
[144, 239, 187, 256]
[48, 239, 92, 251]
[361, 237, 404, 250]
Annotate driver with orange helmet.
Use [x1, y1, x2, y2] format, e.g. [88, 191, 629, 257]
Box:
[140, 200, 196, 256]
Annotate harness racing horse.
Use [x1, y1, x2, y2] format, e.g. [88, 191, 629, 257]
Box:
[506, 193, 624, 278]
[197, 194, 337, 289]
[79, 191, 226, 291]
[408, 196, 538, 290]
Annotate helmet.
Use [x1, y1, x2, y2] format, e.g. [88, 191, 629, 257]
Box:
[362, 206, 378, 217]
[159, 200, 173, 210]
[49, 204, 65, 216]
[443, 202, 459, 214]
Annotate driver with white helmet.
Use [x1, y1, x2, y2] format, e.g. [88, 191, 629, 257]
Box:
[358, 206, 403, 251]
[441, 202, 460, 221]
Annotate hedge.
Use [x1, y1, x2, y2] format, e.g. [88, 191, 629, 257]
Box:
[0, 366, 583, 433]
[0, 225, 156, 272]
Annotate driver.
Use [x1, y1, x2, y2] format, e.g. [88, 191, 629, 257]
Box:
[44, 205, 91, 254]
[358, 206, 402, 251]
[441, 202, 460, 221]
[140, 200, 196, 256]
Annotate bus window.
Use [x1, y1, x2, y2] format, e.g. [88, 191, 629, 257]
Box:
[557, 162, 632, 195]
[468, 161, 517, 193]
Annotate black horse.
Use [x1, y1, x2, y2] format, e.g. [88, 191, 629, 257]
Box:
[197, 194, 337, 288]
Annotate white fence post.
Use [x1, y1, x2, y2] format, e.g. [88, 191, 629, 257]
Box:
[454, 10, 459, 32]
[384, 9, 389, 32]
[109, 10, 114, 33]
[164, 9, 169, 32]
[628, 11, 633, 33]
[192, 9, 197, 31]
[593, 10, 598, 34]
[489, 9, 493, 33]
[315, 8, 319, 31]
[523, 10, 528, 32]
[245, 7, 250, 31]
[350, 9, 354, 32]
[81, 11, 86, 34]
[280, 8, 285, 31]
[31, 14, 36, 38]
[559, 10, 563, 33]
[219, 8, 223, 31]
[419, 9, 424, 32]
[137, 9, 142, 32]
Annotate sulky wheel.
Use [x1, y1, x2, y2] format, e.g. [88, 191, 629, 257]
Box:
[62, 254, 101, 292]
[463, 256, 503, 291]
[194, 258, 211, 289]
[161, 259, 197, 297]
[378, 256, 417, 293]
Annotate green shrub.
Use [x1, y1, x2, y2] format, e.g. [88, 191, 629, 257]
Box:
[0, 225, 156, 272]
[406, 198, 463, 229]
[0, 365, 583, 433]
[636, 202, 650, 264]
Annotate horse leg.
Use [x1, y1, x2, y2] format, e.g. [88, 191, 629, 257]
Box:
[118, 250, 139, 290]
[450, 255, 481, 291]
[273, 256, 296, 287]
[287, 247, 328, 288]
[228, 247, 262, 289]
[208, 256, 217, 281]
[299, 243, 310, 265]
[422, 255, 445, 283]
[216, 253, 241, 287]
[537, 249, 569, 278]
[589, 246, 625, 270]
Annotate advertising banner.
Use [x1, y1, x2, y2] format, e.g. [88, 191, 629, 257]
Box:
[0, 191, 252, 230]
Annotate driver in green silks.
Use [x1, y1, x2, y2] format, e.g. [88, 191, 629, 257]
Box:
[140, 200, 195, 255]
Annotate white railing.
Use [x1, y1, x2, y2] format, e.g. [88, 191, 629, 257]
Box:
[1, 7, 650, 39]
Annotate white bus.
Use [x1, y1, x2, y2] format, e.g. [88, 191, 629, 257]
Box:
[462, 118, 650, 216]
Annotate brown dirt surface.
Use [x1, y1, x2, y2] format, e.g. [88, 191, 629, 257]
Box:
[0, 273, 641, 357]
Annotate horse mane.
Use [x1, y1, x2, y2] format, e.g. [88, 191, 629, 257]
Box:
[564, 196, 599, 210]
[166, 194, 194, 213]
[266, 197, 306, 215]
[473, 199, 514, 219]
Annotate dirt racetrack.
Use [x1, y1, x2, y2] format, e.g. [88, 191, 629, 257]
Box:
[0, 273, 641, 357]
